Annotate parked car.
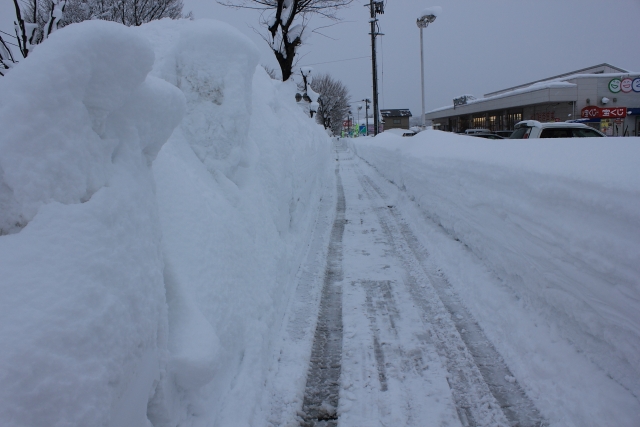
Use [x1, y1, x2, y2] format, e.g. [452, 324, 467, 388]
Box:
[384, 128, 416, 137]
[509, 120, 606, 139]
[469, 133, 504, 140]
[494, 130, 513, 138]
[464, 128, 491, 135]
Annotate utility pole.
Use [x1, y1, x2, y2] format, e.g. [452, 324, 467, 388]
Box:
[368, 1, 384, 136]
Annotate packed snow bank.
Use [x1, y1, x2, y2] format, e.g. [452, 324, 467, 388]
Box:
[0, 20, 184, 426]
[351, 131, 640, 424]
[140, 19, 333, 426]
[0, 18, 332, 427]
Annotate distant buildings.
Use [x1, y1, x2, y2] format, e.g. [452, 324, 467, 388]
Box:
[425, 64, 640, 137]
[380, 109, 412, 130]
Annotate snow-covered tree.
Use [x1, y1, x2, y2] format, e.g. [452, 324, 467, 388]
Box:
[29, 0, 186, 30]
[1, 0, 188, 76]
[1, 0, 67, 75]
[219, 0, 352, 81]
[0, 38, 17, 76]
[310, 73, 349, 135]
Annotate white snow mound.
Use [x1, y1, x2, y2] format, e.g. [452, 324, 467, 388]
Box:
[0, 18, 331, 427]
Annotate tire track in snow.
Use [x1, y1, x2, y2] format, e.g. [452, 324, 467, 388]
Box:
[363, 279, 398, 393]
[299, 164, 345, 427]
[358, 169, 547, 427]
[339, 156, 464, 427]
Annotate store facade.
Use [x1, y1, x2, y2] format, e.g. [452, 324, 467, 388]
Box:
[425, 64, 640, 137]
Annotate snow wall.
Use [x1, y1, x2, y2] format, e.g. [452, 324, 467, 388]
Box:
[0, 19, 332, 427]
[351, 131, 640, 407]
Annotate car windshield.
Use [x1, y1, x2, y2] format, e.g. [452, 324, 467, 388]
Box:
[509, 127, 531, 139]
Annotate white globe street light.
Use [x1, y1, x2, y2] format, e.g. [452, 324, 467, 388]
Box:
[417, 6, 441, 128]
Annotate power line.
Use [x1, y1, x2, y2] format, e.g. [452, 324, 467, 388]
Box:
[1, 40, 19, 48]
[0, 30, 18, 39]
[299, 55, 371, 67]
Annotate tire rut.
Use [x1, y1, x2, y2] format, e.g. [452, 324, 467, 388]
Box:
[363, 279, 399, 392]
[358, 171, 547, 427]
[299, 164, 346, 427]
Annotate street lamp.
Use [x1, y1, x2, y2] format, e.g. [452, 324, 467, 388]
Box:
[417, 6, 441, 128]
[357, 104, 362, 136]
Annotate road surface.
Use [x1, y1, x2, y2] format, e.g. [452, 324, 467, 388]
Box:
[266, 140, 546, 427]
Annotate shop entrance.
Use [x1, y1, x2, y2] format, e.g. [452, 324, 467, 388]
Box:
[600, 119, 625, 136]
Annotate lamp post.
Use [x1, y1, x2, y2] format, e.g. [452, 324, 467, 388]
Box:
[417, 7, 441, 128]
[357, 104, 362, 136]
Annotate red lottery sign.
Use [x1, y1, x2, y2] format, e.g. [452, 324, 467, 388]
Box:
[581, 106, 600, 118]
[600, 107, 627, 118]
[581, 106, 627, 118]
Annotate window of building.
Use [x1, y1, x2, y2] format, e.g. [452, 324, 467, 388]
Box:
[488, 115, 499, 131]
[393, 119, 401, 124]
[473, 116, 487, 129]
[532, 111, 555, 122]
[506, 111, 523, 129]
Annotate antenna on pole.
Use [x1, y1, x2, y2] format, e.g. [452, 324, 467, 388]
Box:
[368, 1, 384, 136]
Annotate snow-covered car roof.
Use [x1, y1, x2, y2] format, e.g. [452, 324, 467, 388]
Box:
[515, 120, 592, 129]
[384, 128, 416, 136]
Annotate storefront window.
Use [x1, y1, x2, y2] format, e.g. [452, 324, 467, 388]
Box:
[459, 117, 469, 132]
[473, 116, 486, 128]
[489, 115, 502, 131]
[506, 112, 522, 130]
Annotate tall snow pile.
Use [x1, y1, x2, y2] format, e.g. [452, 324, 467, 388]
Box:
[0, 18, 331, 427]
[351, 131, 640, 421]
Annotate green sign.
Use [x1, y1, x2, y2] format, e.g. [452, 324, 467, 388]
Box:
[608, 78, 621, 93]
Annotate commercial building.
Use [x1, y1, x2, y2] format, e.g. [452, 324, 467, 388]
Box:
[425, 64, 640, 137]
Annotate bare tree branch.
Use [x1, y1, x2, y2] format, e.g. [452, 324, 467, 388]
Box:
[219, 0, 352, 81]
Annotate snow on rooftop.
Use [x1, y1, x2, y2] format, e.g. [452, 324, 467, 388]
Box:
[428, 70, 640, 114]
[428, 81, 577, 114]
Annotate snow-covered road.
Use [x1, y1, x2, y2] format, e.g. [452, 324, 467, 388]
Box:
[266, 140, 550, 427]
[2, 17, 638, 426]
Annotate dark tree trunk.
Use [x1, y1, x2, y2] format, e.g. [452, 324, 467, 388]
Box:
[274, 44, 297, 82]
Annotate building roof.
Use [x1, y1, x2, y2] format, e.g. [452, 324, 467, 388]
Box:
[425, 64, 638, 118]
[484, 63, 628, 97]
[381, 109, 412, 117]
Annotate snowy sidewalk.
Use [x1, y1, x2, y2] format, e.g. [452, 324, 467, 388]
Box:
[267, 141, 545, 427]
[263, 139, 639, 427]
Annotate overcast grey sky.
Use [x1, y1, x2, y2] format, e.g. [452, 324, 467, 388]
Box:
[3, 0, 640, 117]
